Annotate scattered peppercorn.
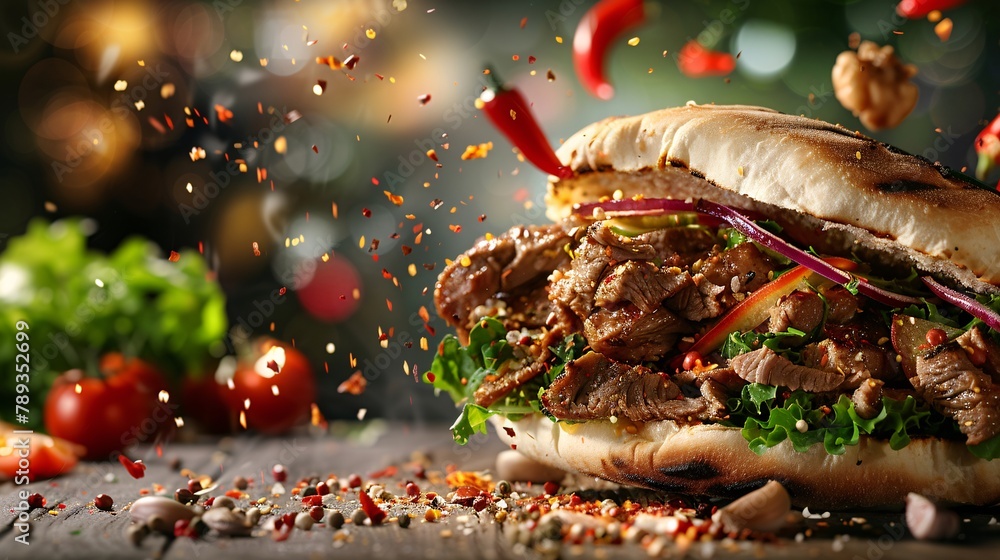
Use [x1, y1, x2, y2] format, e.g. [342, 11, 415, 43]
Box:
[188, 479, 203, 493]
[27, 493, 46, 509]
[327, 510, 345, 529]
[309, 505, 325, 522]
[175, 488, 196, 505]
[406, 482, 421, 497]
[351, 508, 368, 525]
[94, 494, 114, 511]
[302, 486, 317, 497]
[543, 481, 560, 496]
[233, 475, 248, 490]
[272, 464, 288, 482]
[316, 481, 330, 496]
[495, 480, 512, 497]
[398, 514, 411, 528]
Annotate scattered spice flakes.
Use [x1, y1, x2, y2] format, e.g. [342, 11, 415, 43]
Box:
[478, 214, 487, 222]
[215, 104, 234, 123]
[509, 109, 517, 120]
[230, 50, 244, 62]
[426, 149, 438, 162]
[430, 198, 444, 210]
[383, 191, 404, 206]
[386, 298, 393, 311]
[450, 224, 462, 234]
[555, 36, 563, 43]
[284, 110, 303, 124]
[310, 403, 328, 429]
[402, 245, 413, 255]
[312, 145, 319, 153]
[118, 454, 146, 479]
[313, 80, 327, 95]
[362, 208, 372, 218]
[317, 55, 343, 69]
[114, 79, 127, 91]
[365, 28, 376, 39]
[546, 69, 556, 81]
[935, 18, 953, 42]
[627, 36, 640, 46]
[274, 136, 287, 154]
[927, 9, 943, 23]
[407, 263, 417, 276]
[168, 251, 180, 262]
[161, 83, 175, 98]
[344, 54, 359, 70]
[417, 93, 432, 106]
[520, 16, 528, 28]
[338, 371, 368, 395]
[460, 142, 493, 160]
[528, 55, 536, 64]
[189, 147, 207, 161]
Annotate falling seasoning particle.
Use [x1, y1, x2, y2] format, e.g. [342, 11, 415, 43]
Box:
[134, 100, 145, 111]
[284, 110, 302, 124]
[450, 224, 463, 233]
[512, 54, 520, 61]
[407, 263, 417, 276]
[430, 199, 444, 210]
[230, 50, 244, 62]
[44, 201, 57, 212]
[426, 149, 438, 162]
[627, 37, 640, 46]
[927, 9, 942, 23]
[344, 54, 359, 70]
[418, 94, 432, 106]
[737, 166, 744, 177]
[509, 109, 516, 120]
[168, 251, 180, 262]
[528, 55, 536, 64]
[555, 36, 563, 43]
[312, 145, 319, 153]
[856, 151, 862, 160]
[362, 208, 372, 218]
[366, 28, 376, 39]
[384, 191, 404, 206]
[460, 142, 493, 160]
[520, 17, 528, 29]
[934, 18, 953, 42]
[546, 69, 556, 81]
[275, 136, 287, 154]
[189, 147, 206, 161]
[460, 255, 472, 267]
[313, 80, 327, 95]
[478, 214, 487, 222]
[114, 80, 127, 91]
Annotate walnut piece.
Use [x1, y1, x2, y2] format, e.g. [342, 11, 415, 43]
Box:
[832, 41, 918, 131]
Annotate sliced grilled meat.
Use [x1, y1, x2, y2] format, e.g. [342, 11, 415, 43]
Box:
[435, 224, 571, 340]
[851, 378, 885, 420]
[768, 290, 824, 344]
[667, 274, 727, 322]
[541, 352, 721, 423]
[913, 342, 1000, 446]
[595, 261, 692, 314]
[584, 305, 688, 363]
[730, 347, 845, 392]
[955, 327, 1000, 384]
[700, 243, 775, 297]
[472, 328, 571, 407]
[821, 285, 860, 324]
[801, 338, 898, 388]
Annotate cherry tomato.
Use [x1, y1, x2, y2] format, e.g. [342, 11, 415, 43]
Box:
[222, 339, 316, 435]
[0, 422, 84, 481]
[44, 356, 170, 460]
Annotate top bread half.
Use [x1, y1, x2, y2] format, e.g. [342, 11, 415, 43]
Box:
[546, 103, 1000, 294]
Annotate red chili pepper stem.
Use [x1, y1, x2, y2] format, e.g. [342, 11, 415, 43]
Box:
[479, 68, 573, 179]
[975, 114, 1000, 181]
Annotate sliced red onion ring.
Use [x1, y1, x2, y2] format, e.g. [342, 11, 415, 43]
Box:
[573, 198, 695, 217]
[694, 199, 922, 308]
[921, 276, 1000, 331]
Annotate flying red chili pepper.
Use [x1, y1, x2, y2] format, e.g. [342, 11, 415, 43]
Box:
[896, 0, 966, 19]
[677, 40, 736, 78]
[478, 69, 573, 179]
[117, 453, 146, 479]
[572, 0, 646, 100]
[975, 113, 1000, 181]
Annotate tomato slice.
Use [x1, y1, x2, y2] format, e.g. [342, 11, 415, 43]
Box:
[0, 422, 84, 482]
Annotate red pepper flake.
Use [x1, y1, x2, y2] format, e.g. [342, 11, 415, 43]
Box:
[302, 494, 323, 507]
[358, 487, 387, 525]
[312, 145, 319, 153]
[27, 493, 46, 509]
[337, 371, 368, 395]
[384, 191, 404, 206]
[368, 465, 398, 479]
[283, 110, 302, 124]
[677, 40, 735, 77]
[362, 208, 372, 218]
[478, 214, 487, 222]
[528, 56, 536, 64]
[385, 298, 393, 311]
[118, 454, 146, 479]
[343, 54, 359, 70]
[266, 359, 280, 373]
[401, 245, 412, 256]
[215, 104, 234, 123]
[168, 251, 180, 262]
[375, 73, 384, 80]
[503, 427, 516, 438]
[449, 224, 462, 233]
[417, 94, 432, 106]
[279, 287, 287, 295]
[520, 17, 528, 29]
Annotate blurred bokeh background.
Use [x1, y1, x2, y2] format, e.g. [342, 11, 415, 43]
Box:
[0, 0, 997, 425]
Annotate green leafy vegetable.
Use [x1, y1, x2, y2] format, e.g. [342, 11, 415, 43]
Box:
[425, 318, 586, 444]
[726, 383, 997, 458]
[719, 328, 807, 360]
[0, 219, 227, 429]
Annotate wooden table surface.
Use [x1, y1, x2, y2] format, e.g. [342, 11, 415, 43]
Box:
[2, 423, 999, 559]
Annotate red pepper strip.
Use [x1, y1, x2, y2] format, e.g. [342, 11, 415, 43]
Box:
[975, 113, 1000, 180]
[117, 453, 146, 479]
[572, 0, 646, 100]
[479, 70, 573, 179]
[687, 257, 859, 357]
[677, 40, 735, 78]
[358, 487, 387, 525]
[896, 0, 966, 19]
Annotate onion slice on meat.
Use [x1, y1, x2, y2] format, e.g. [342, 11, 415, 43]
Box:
[694, 199, 921, 308]
[573, 197, 695, 217]
[921, 276, 1000, 331]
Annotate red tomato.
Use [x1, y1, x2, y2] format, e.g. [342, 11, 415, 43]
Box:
[180, 374, 232, 434]
[44, 357, 171, 461]
[0, 422, 84, 481]
[222, 339, 316, 435]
